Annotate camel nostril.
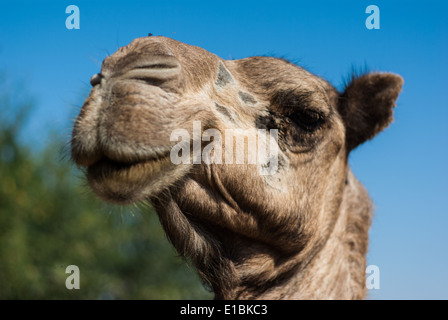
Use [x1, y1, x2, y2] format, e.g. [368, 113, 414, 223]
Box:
[122, 55, 182, 82]
[134, 55, 180, 70]
[90, 73, 102, 87]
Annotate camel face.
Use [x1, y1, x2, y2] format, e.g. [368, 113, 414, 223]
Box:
[71, 36, 403, 299]
[71, 37, 344, 207]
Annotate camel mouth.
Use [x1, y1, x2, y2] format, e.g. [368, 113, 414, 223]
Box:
[83, 144, 174, 177]
[86, 153, 174, 204]
[87, 156, 152, 179]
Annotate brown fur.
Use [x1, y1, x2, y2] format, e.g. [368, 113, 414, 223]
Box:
[71, 36, 403, 299]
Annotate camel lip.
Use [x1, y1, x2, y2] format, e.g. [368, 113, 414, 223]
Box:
[88, 156, 143, 172]
[86, 151, 171, 179]
[86, 157, 140, 182]
[72, 143, 173, 168]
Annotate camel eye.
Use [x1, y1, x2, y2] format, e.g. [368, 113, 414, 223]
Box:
[290, 109, 324, 131]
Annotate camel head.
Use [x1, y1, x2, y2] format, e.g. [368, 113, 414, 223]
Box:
[71, 36, 403, 299]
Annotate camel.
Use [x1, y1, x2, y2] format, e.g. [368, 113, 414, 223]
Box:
[71, 36, 403, 299]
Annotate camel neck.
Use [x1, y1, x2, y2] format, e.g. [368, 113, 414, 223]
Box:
[218, 172, 373, 300]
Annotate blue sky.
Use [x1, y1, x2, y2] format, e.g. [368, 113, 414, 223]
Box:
[1, 0, 447, 299]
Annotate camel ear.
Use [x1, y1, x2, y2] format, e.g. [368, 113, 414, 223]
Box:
[338, 72, 403, 151]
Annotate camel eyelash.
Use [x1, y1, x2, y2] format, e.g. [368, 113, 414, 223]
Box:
[289, 108, 326, 132]
[271, 90, 326, 117]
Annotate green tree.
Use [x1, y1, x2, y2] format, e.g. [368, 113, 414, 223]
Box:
[0, 76, 211, 299]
